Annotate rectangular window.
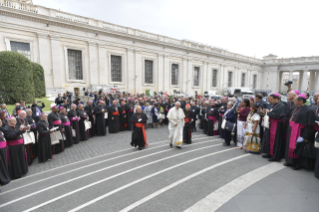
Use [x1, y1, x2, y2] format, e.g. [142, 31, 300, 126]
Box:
[67, 49, 83, 80]
[212, 69, 218, 87]
[171, 64, 179, 85]
[144, 60, 153, 84]
[253, 74, 257, 89]
[10, 41, 31, 60]
[111, 55, 122, 82]
[241, 73, 246, 87]
[228, 72, 233, 87]
[193, 67, 200, 86]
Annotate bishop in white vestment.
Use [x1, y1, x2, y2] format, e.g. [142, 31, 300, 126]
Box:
[167, 102, 185, 149]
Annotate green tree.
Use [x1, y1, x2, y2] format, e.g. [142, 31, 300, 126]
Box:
[0, 51, 35, 104]
[31, 62, 46, 98]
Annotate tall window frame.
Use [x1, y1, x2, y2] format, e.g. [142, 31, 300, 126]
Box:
[5, 37, 34, 61]
[111, 55, 122, 82]
[253, 74, 257, 89]
[144, 60, 153, 84]
[171, 63, 179, 86]
[228, 71, 233, 87]
[67, 49, 83, 80]
[193, 66, 200, 87]
[212, 69, 218, 87]
[241, 73, 246, 87]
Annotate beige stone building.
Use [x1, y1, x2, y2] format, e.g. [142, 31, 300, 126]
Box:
[0, 0, 318, 96]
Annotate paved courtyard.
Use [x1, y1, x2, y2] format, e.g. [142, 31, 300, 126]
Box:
[0, 127, 318, 212]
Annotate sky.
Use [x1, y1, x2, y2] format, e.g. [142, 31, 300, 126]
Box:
[33, 0, 319, 59]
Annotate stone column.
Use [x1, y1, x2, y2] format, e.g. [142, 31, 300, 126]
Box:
[182, 57, 188, 93]
[50, 35, 62, 89]
[309, 71, 316, 92]
[218, 64, 224, 94]
[163, 54, 170, 92]
[314, 71, 319, 92]
[88, 42, 98, 85]
[299, 69, 308, 92]
[134, 50, 142, 93]
[157, 53, 164, 92]
[126, 48, 135, 93]
[187, 58, 192, 93]
[98, 44, 107, 84]
[202, 61, 207, 93]
[289, 70, 293, 80]
[37, 34, 52, 90]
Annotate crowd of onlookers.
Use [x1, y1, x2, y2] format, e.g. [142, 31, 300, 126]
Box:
[0, 89, 318, 190]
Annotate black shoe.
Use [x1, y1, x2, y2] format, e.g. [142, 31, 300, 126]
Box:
[292, 165, 301, 170]
[223, 143, 230, 146]
[262, 155, 270, 158]
[283, 162, 291, 167]
[268, 158, 276, 162]
[138, 147, 143, 150]
[176, 146, 182, 149]
[169, 143, 173, 148]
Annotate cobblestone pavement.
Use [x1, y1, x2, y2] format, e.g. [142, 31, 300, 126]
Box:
[0, 126, 318, 212]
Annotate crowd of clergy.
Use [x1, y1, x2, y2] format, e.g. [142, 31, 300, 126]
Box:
[0, 89, 318, 190]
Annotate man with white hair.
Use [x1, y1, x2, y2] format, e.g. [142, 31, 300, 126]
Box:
[2, 116, 28, 179]
[312, 92, 319, 107]
[167, 102, 185, 149]
[48, 104, 65, 154]
[16, 111, 34, 165]
[130, 106, 148, 150]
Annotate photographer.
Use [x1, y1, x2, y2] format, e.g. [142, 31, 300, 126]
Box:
[284, 81, 293, 94]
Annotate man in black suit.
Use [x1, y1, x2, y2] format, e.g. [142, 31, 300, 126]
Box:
[191, 101, 199, 132]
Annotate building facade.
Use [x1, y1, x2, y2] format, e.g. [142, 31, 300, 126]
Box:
[0, 0, 318, 96]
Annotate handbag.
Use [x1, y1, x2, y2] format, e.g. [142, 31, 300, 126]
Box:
[104, 112, 108, 119]
[294, 142, 317, 159]
[263, 112, 269, 129]
[23, 131, 36, 145]
[72, 129, 76, 137]
[50, 131, 62, 145]
[221, 119, 226, 129]
[225, 121, 236, 132]
[85, 121, 92, 131]
[246, 136, 261, 154]
[315, 132, 319, 148]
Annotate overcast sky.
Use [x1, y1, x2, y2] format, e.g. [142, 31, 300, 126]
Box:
[34, 0, 319, 59]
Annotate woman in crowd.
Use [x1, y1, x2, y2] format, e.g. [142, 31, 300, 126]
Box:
[236, 99, 250, 149]
[249, 96, 255, 106]
[223, 102, 236, 146]
[243, 103, 261, 152]
[144, 102, 153, 128]
[151, 102, 159, 128]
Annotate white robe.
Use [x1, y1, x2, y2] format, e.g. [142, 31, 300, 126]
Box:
[167, 107, 185, 147]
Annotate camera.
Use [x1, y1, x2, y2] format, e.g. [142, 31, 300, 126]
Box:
[284, 81, 292, 86]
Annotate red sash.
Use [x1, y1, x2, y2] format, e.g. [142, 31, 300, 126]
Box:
[8, 139, 24, 146]
[0, 141, 7, 148]
[185, 118, 191, 123]
[113, 111, 119, 115]
[64, 121, 71, 126]
[135, 123, 148, 146]
[288, 121, 305, 158]
[53, 120, 62, 125]
[269, 118, 282, 156]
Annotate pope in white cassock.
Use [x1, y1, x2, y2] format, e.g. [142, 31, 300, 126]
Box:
[167, 102, 185, 149]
